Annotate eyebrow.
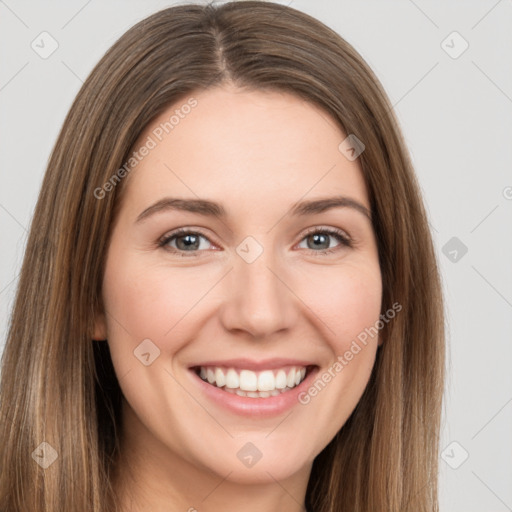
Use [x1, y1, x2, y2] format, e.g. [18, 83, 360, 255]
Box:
[135, 195, 371, 223]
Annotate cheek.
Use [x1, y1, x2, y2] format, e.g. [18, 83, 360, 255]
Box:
[102, 253, 220, 346]
[298, 262, 382, 350]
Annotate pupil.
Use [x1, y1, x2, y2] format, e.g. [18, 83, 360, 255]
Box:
[310, 233, 329, 250]
[177, 234, 199, 250]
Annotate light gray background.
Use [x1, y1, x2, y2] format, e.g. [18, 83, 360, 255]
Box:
[1, 1, 511, 510]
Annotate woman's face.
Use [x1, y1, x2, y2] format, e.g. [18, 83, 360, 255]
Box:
[95, 85, 382, 485]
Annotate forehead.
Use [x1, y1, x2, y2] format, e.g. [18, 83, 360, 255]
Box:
[122, 86, 369, 215]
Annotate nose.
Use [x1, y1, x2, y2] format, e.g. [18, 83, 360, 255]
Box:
[219, 243, 298, 339]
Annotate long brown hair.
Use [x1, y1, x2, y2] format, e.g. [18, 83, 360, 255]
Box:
[0, 2, 445, 511]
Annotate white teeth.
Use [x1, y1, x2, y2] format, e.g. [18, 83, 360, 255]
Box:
[196, 365, 309, 395]
[286, 368, 296, 388]
[215, 368, 225, 388]
[239, 370, 258, 391]
[275, 370, 287, 389]
[257, 370, 275, 391]
[228, 387, 294, 398]
[225, 369, 239, 389]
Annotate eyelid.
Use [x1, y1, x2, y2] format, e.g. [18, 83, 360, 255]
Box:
[158, 227, 218, 253]
[299, 225, 352, 244]
[294, 226, 353, 255]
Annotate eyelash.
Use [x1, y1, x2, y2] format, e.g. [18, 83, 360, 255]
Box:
[158, 226, 352, 257]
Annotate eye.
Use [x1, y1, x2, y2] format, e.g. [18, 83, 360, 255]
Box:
[158, 226, 353, 257]
[158, 228, 215, 257]
[296, 227, 352, 255]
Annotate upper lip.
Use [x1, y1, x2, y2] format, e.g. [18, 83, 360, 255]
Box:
[189, 358, 317, 371]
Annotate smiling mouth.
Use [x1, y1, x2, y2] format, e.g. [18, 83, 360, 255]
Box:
[192, 365, 316, 398]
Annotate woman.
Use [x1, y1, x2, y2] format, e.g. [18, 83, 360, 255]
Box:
[0, 2, 445, 511]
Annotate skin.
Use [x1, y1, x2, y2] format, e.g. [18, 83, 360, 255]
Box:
[94, 84, 382, 512]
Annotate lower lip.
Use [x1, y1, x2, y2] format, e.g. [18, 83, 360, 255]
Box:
[188, 366, 319, 417]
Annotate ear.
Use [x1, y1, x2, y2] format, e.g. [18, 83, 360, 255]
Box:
[93, 307, 108, 341]
[377, 335, 384, 347]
